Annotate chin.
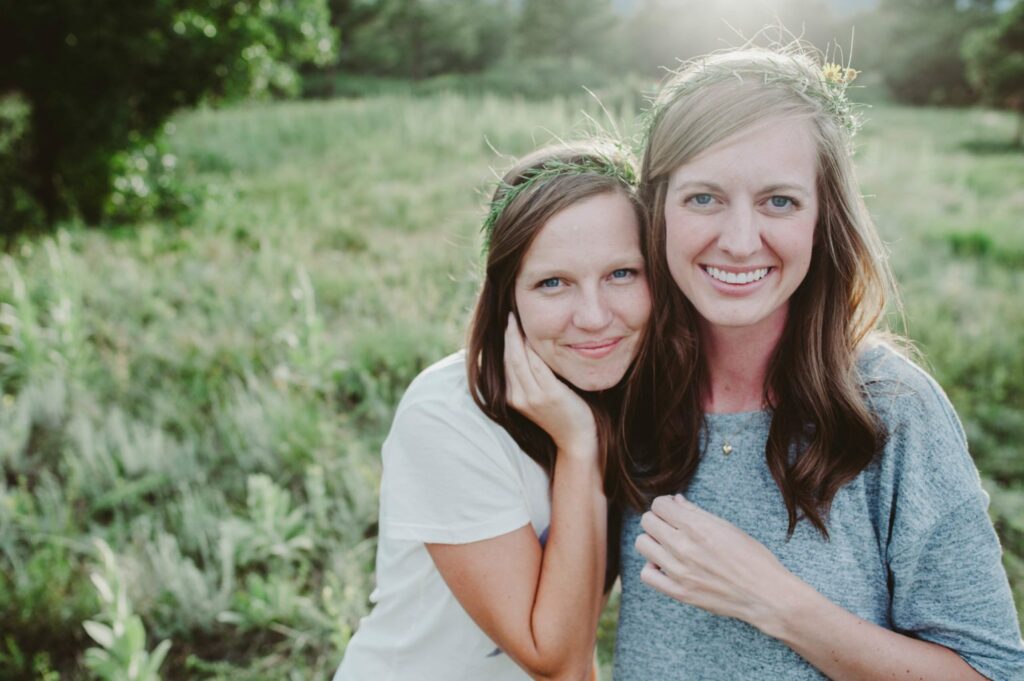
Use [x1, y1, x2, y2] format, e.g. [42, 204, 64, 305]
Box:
[558, 365, 628, 393]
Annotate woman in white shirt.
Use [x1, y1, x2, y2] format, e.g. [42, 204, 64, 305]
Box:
[335, 141, 650, 681]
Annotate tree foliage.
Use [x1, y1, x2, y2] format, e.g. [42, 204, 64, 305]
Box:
[0, 0, 336, 235]
[333, 0, 513, 79]
[517, 0, 618, 67]
[963, 0, 1024, 146]
[854, 0, 996, 106]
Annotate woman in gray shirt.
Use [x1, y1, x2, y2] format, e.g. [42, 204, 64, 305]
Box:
[611, 46, 1024, 679]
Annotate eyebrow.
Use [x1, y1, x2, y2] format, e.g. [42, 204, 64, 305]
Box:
[518, 256, 645, 279]
[671, 180, 725, 194]
[671, 180, 813, 196]
[760, 183, 813, 196]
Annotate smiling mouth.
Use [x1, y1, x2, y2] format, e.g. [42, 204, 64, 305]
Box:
[568, 338, 622, 358]
[702, 266, 772, 285]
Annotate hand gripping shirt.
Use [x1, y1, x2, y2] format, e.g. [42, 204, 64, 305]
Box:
[615, 344, 1024, 680]
[334, 352, 549, 681]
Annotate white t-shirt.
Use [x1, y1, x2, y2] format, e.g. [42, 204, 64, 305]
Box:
[334, 352, 551, 681]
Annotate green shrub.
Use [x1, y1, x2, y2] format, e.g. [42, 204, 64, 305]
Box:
[104, 136, 201, 226]
[0, 94, 45, 240]
[83, 539, 171, 681]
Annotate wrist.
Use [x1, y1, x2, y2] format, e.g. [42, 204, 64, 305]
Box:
[751, 571, 820, 643]
[552, 444, 605, 492]
[556, 434, 599, 461]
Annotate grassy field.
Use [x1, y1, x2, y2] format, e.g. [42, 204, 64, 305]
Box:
[0, 91, 1021, 679]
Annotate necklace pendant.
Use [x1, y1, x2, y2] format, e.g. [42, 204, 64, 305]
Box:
[722, 442, 733, 455]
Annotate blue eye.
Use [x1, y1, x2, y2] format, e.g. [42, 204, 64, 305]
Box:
[769, 196, 794, 209]
[691, 193, 714, 206]
[539, 278, 561, 289]
[611, 268, 635, 280]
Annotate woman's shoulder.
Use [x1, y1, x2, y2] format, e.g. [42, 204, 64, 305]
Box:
[394, 351, 497, 433]
[856, 339, 958, 428]
[401, 351, 470, 402]
[856, 339, 924, 387]
[394, 350, 491, 410]
[856, 340, 984, 523]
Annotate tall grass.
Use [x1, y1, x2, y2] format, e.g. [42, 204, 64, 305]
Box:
[0, 92, 1020, 678]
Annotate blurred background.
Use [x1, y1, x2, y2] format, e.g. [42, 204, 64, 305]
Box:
[0, 0, 1021, 679]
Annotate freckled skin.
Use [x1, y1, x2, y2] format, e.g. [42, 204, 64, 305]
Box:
[663, 117, 819, 339]
[515, 191, 650, 392]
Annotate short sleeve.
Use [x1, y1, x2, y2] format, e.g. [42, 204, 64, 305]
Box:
[378, 396, 533, 545]
[875, 351, 1024, 678]
[889, 493, 1024, 679]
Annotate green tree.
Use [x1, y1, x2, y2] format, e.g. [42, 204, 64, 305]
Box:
[337, 0, 513, 79]
[856, 0, 995, 105]
[0, 0, 336, 234]
[963, 0, 1024, 146]
[517, 0, 618, 67]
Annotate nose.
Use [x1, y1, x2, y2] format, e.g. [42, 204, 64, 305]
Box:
[572, 286, 613, 331]
[717, 205, 762, 259]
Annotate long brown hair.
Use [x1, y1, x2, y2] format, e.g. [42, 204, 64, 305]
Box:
[467, 142, 642, 487]
[618, 48, 896, 537]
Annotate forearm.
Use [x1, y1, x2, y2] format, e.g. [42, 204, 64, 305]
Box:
[529, 450, 607, 680]
[758, 574, 986, 681]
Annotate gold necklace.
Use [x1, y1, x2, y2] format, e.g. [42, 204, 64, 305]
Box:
[719, 419, 746, 456]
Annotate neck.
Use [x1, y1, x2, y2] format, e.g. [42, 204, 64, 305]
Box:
[702, 313, 786, 414]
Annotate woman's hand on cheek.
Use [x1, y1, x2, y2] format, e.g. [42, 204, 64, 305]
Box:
[504, 314, 597, 458]
[635, 494, 798, 631]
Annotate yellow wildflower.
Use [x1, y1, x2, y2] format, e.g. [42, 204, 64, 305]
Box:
[822, 63, 844, 84]
[823, 63, 859, 86]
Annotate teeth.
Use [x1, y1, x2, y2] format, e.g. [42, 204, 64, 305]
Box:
[705, 266, 769, 284]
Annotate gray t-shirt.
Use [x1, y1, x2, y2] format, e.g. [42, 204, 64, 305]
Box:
[615, 345, 1024, 680]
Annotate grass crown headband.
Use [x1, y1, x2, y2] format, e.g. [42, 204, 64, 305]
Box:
[480, 152, 638, 255]
[647, 50, 863, 142]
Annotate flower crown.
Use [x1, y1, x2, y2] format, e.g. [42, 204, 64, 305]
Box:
[480, 153, 637, 255]
[818, 62, 860, 136]
[647, 52, 863, 141]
